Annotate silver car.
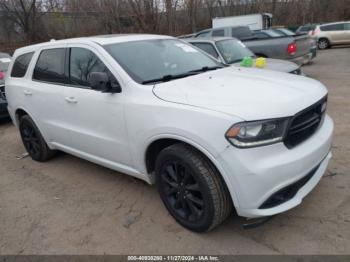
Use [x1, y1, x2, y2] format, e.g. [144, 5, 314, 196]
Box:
[185, 37, 303, 75]
[314, 21, 350, 49]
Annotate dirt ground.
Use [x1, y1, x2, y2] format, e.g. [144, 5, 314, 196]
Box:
[0, 47, 349, 255]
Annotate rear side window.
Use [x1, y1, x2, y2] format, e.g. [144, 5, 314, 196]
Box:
[69, 47, 118, 89]
[11, 52, 34, 78]
[33, 48, 66, 84]
[192, 43, 219, 59]
[212, 29, 225, 37]
[345, 23, 350, 30]
[320, 24, 344, 31]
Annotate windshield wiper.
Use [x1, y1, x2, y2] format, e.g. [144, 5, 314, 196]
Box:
[142, 72, 198, 85]
[189, 66, 224, 73]
[142, 66, 224, 85]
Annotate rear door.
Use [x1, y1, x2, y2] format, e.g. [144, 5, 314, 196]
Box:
[28, 46, 70, 145]
[63, 45, 131, 166]
[321, 23, 346, 44]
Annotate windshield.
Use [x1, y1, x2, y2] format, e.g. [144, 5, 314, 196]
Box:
[104, 39, 221, 84]
[216, 39, 254, 64]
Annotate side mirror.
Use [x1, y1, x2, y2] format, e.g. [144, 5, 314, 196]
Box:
[90, 72, 122, 93]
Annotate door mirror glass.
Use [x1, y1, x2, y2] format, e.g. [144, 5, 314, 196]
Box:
[90, 72, 122, 93]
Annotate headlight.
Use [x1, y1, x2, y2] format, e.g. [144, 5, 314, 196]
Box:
[225, 118, 290, 148]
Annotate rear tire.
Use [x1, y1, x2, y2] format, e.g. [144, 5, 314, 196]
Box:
[318, 38, 330, 50]
[19, 115, 56, 162]
[155, 143, 232, 232]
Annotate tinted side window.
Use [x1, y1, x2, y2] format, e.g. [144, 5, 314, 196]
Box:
[345, 23, 350, 30]
[212, 29, 225, 37]
[69, 47, 118, 89]
[33, 49, 66, 84]
[321, 24, 344, 31]
[11, 52, 34, 78]
[192, 43, 219, 58]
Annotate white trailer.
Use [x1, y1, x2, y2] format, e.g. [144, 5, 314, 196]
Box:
[212, 13, 273, 31]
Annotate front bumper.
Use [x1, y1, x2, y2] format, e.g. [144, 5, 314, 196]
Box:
[216, 115, 334, 218]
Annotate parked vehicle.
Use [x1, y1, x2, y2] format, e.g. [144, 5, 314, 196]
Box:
[0, 56, 11, 119]
[185, 37, 303, 75]
[213, 13, 273, 31]
[296, 24, 317, 36]
[195, 26, 313, 65]
[312, 21, 350, 49]
[271, 28, 317, 59]
[6, 35, 333, 232]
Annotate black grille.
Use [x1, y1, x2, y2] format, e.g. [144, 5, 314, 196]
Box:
[285, 97, 327, 148]
[0, 85, 5, 100]
[259, 163, 320, 209]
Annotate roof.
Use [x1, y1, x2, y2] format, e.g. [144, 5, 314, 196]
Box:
[319, 21, 350, 26]
[184, 37, 238, 43]
[14, 34, 174, 54]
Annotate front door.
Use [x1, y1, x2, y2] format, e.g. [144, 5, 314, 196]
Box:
[63, 46, 131, 166]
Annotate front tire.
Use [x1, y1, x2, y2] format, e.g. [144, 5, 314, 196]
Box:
[318, 38, 330, 50]
[155, 144, 232, 232]
[19, 115, 56, 162]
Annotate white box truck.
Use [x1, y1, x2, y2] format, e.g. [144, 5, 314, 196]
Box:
[212, 13, 273, 31]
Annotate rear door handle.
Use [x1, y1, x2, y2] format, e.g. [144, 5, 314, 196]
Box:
[24, 90, 32, 96]
[65, 97, 78, 104]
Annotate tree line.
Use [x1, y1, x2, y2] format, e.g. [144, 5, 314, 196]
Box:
[0, 0, 350, 44]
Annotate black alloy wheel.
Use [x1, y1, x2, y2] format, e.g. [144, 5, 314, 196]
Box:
[156, 143, 232, 232]
[160, 161, 204, 222]
[19, 115, 55, 162]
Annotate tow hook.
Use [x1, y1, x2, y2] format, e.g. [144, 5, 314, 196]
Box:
[242, 215, 275, 230]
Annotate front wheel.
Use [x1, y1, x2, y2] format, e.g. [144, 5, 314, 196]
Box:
[155, 144, 232, 232]
[318, 39, 330, 50]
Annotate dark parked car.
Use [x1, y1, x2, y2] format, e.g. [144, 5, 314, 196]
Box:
[0, 54, 11, 119]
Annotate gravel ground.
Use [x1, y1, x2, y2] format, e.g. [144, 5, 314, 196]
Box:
[0, 47, 349, 255]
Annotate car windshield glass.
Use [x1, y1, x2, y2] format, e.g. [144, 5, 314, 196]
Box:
[216, 39, 254, 64]
[278, 29, 295, 36]
[104, 39, 221, 84]
[265, 30, 283, 37]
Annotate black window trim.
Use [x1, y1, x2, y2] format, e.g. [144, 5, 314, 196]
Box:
[10, 51, 35, 79]
[31, 47, 68, 86]
[31, 46, 121, 90]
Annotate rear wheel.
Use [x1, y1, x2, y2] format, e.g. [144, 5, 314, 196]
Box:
[155, 143, 232, 232]
[318, 38, 330, 50]
[19, 115, 55, 162]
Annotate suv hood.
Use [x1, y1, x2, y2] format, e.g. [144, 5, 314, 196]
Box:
[153, 67, 327, 120]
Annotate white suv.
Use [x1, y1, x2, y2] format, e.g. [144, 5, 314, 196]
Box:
[6, 35, 333, 232]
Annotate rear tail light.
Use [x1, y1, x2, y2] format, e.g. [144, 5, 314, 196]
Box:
[287, 42, 297, 56]
[0, 71, 5, 80]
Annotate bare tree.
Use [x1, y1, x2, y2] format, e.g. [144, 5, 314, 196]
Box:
[0, 0, 41, 41]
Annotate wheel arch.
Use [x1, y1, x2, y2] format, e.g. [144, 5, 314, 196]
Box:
[144, 136, 239, 210]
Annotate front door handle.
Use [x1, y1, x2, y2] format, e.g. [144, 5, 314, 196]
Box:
[24, 90, 32, 96]
[65, 97, 78, 104]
